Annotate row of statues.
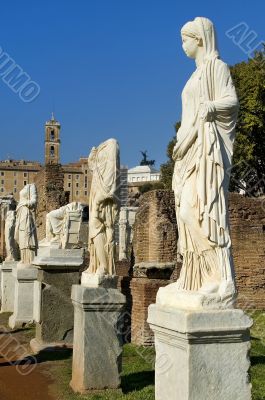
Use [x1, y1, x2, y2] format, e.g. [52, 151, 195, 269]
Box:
[4, 15, 238, 307]
[4, 186, 85, 266]
[4, 138, 120, 279]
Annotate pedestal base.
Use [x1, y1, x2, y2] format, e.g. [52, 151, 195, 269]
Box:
[31, 248, 84, 352]
[81, 272, 118, 288]
[1, 261, 17, 313]
[9, 266, 39, 329]
[70, 285, 126, 393]
[30, 338, 72, 353]
[148, 304, 252, 400]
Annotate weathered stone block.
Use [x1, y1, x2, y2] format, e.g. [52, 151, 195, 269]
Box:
[9, 266, 40, 329]
[0, 261, 17, 313]
[70, 285, 126, 393]
[148, 304, 252, 400]
[31, 249, 83, 351]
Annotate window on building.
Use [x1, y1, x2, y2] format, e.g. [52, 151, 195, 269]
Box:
[1, 188, 4, 192]
[50, 146, 55, 157]
[76, 175, 79, 180]
[14, 180, 17, 185]
[76, 183, 79, 188]
[76, 191, 79, 195]
[84, 183, 87, 188]
[50, 130, 55, 141]
[68, 175, 71, 179]
[1, 172, 4, 176]
[85, 191, 88, 196]
[85, 170, 88, 174]
[24, 172, 27, 177]
[24, 181, 27, 186]
[68, 183, 71, 188]
[1, 180, 4, 185]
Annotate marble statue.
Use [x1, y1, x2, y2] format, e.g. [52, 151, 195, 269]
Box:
[5, 210, 19, 261]
[158, 17, 239, 309]
[41, 202, 83, 249]
[14, 184, 38, 266]
[83, 138, 120, 279]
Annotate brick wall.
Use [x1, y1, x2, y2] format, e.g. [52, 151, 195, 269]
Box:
[229, 193, 265, 309]
[131, 190, 178, 345]
[34, 164, 69, 240]
[130, 278, 170, 345]
[133, 190, 178, 264]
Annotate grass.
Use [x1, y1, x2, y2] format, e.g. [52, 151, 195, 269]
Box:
[249, 311, 265, 400]
[43, 312, 265, 399]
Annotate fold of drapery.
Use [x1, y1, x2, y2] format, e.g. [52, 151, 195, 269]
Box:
[195, 58, 238, 248]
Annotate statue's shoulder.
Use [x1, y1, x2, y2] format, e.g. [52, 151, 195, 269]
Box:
[214, 58, 230, 73]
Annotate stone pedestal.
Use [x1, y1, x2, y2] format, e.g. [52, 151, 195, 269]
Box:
[1, 261, 17, 313]
[148, 304, 252, 400]
[9, 265, 39, 329]
[30, 248, 83, 352]
[70, 285, 126, 393]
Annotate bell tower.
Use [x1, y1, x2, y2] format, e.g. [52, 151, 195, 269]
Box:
[45, 113, 61, 165]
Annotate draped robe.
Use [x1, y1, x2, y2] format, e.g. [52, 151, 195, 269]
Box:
[173, 57, 239, 291]
[88, 139, 120, 275]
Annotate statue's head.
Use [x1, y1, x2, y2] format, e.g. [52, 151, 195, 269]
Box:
[181, 17, 219, 62]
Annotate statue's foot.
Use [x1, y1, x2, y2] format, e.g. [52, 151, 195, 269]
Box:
[218, 280, 236, 298]
[39, 238, 51, 246]
[199, 281, 219, 294]
[96, 265, 107, 276]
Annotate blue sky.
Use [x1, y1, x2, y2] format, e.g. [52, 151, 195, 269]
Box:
[0, 0, 264, 168]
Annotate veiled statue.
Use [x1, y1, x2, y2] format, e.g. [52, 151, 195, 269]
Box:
[158, 17, 239, 309]
[84, 138, 120, 277]
[15, 184, 38, 266]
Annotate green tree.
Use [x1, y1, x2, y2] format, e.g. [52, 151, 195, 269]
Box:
[230, 48, 265, 194]
[161, 49, 265, 195]
[139, 181, 165, 194]
[160, 122, 180, 189]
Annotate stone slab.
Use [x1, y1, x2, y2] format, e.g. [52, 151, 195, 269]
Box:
[70, 285, 126, 393]
[133, 262, 175, 279]
[148, 304, 252, 400]
[9, 266, 39, 329]
[0, 261, 17, 313]
[33, 247, 84, 268]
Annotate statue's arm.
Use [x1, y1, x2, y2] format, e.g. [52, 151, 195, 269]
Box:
[201, 61, 239, 121]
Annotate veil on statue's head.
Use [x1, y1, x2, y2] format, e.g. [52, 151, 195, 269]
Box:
[181, 17, 219, 62]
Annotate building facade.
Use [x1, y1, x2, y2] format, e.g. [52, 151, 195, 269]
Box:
[0, 115, 92, 205]
[62, 158, 91, 204]
[128, 165, 161, 184]
[0, 159, 42, 200]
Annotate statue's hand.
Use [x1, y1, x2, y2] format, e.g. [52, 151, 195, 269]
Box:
[199, 101, 216, 122]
